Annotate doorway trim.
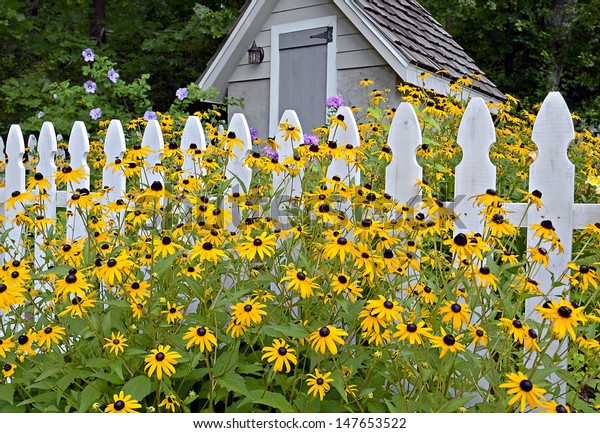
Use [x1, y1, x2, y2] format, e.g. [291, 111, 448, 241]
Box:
[269, 15, 337, 137]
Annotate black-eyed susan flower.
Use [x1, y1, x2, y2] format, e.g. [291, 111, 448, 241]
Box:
[144, 345, 181, 380]
[358, 308, 387, 335]
[567, 263, 599, 292]
[308, 325, 348, 355]
[261, 339, 297, 373]
[0, 336, 15, 358]
[322, 235, 358, 263]
[280, 266, 319, 299]
[429, 328, 465, 358]
[35, 325, 65, 350]
[237, 232, 277, 260]
[130, 300, 146, 320]
[440, 301, 471, 330]
[443, 233, 470, 260]
[162, 302, 184, 324]
[56, 165, 87, 186]
[231, 298, 267, 327]
[153, 236, 182, 259]
[530, 220, 558, 242]
[2, 363, 16, 379]
[539, 400, 570, 413]
[226, 317, 247, 338]
[528, 247, 549, 268]
[105, 391, 142, 413]
[54, 268, 90, 300]
[59, 292, 97, 318]
[3, 190, 34, 211]
[183, 326, 217, 351]
[365, 296, 403, 322]
[523, 327, 541, 352]
[486, 213, 517, 237]
[15, 329, 37, 361]
[306, 369, 334, 401]
[189, 240, 228, 264]
[393, 320, 432, 345]
[535, 299, 586, 339]
[467, 324, 489, 347]
[499, 372, 546, 412]
[97, 253, 134, 286]
[27, 171, 52, 192]
[103, 331, 128, 355]
[498, 318, 529, 344]
[126, 280, 151, 302]
[475, 266, 498, 290]
[331, 273, 362, 302]
[158, 394, 181, 412]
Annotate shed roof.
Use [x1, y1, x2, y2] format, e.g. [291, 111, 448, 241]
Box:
[351, 0, 504, 101]
[197, 0, 505, 102]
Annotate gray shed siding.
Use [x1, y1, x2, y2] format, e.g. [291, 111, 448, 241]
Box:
[226, 0, 399, 137]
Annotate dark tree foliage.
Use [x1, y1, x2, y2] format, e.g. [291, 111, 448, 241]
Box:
[0, 0, 246, 133]
[417, 0, 600, 124]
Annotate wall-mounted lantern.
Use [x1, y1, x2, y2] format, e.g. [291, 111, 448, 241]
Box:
[248, 41, 264, 64]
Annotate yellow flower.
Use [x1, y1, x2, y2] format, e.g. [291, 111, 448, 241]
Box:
[103, 331, 128, 355]
[440, 301, 471, 330]
[261, 339, 297, 373]
[428, 328, 465, 358]
[35, 325, 66, 350]
[280, 266, 319, 299]
[308, 325, 348, 354]
[162, 302, 184, 324]
[499, 372, 546, 412]
[105, 391, 142, 413]
[306, 369, 334, 400]
[144, 345, 181, 380]
[183, 326, 217, 351]
[158, 394, 181, 412]
[231, 298, 267, 327]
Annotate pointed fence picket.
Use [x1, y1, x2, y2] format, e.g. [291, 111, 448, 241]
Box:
[1, 91, 599, 403]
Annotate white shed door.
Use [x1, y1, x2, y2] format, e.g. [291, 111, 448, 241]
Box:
[279, 26, 332, 133]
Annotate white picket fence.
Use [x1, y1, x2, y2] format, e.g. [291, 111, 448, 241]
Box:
[1, 92, 598, 400]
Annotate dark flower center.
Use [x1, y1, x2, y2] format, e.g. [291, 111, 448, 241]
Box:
[443, 334, 455, 346]
[131, 282, 140, 290]
[155, 352, 166, 362]
[113, 339, 120, 345]
[162, 236, 171, 245]
[337, 275, 348, 284]
[151, 181, 163, 191]
[476, 330, 484, 337]
[450, 303, 461, 313]
[65, 274, 77, 284]
[317, 378, 324, 385]
[196, 327, 207, 337]
[579, 265, 589, 273]
[555, 404, 568, 413]
[453, 233, 468, 246]
[169, 307, 176, 314]
[479, 267, 490, 275]
[557, 306, 572, 318]
[44, 327, 53, 334]
[3, 364, 12, 372]
[296, 272, 306, 281]
[492, 214, 504, 224]
[540, 220, 554, 230]
[0, 284, 7, 293]
[107, 259, 117, 267]
[277, 346, 287, 356]
[512, 320, 523, 329]
[244, 304, 253, 312]
[18, 335, 28, 345]
[253, 238, 263, 247]
[361, 252, 370, 259]
[486, 188, 497, 196]
[406, 324, 418, 333]
[319, 327, 330, 337]
[114, 400, 125, 411]
[424, 286, 432, 293]
[519, 380, 533, 392]
[383, 249, 394, 259]
[202, 242, 213, 250]
[383, 300, 394, 309]
[34, 172, 44, 180]
[532, 190, 542, 199]
[337, 237, 348, 245]
[528, 329, 538, 339]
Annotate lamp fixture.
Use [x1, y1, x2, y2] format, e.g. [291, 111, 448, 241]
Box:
[248, 41, 264, 64]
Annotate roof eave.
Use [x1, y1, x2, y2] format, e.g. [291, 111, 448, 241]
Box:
[196, 0, 278, 101]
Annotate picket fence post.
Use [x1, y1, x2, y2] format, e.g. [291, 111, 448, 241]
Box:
[66, 121, 90, 241]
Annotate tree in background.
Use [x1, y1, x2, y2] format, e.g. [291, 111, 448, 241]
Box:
[0, 0, 245, 135]
[418, 0, 600, 125]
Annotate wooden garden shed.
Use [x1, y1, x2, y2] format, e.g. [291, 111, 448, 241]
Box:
[197, 0, 506, 137]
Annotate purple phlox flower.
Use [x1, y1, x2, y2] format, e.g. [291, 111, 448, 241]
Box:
[175, 87, 188, 101]
[107, 69, 119, 83]
[82, 48, 95, 62]
[249, 128, 259, 141]
[37, 111, 44, 119]
[89, 108, 102, 120]
[303, 134, 318, 146]
[262, 145, 278, 160]
[83, 80, 96, 94]
[326, 94, 344, 108]
[144, 110, 157, 121]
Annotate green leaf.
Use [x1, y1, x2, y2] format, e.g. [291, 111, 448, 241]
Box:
[217, 373, 249, 396]
[79, 383, 102, 412]
[437, 396, 474, 412]
[213, 343, 239, 377]
[122, 375, 153, 401]
[0, 383, 15, 405]
[262, 324, 310, 340]
[248, 389, 295, 412]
